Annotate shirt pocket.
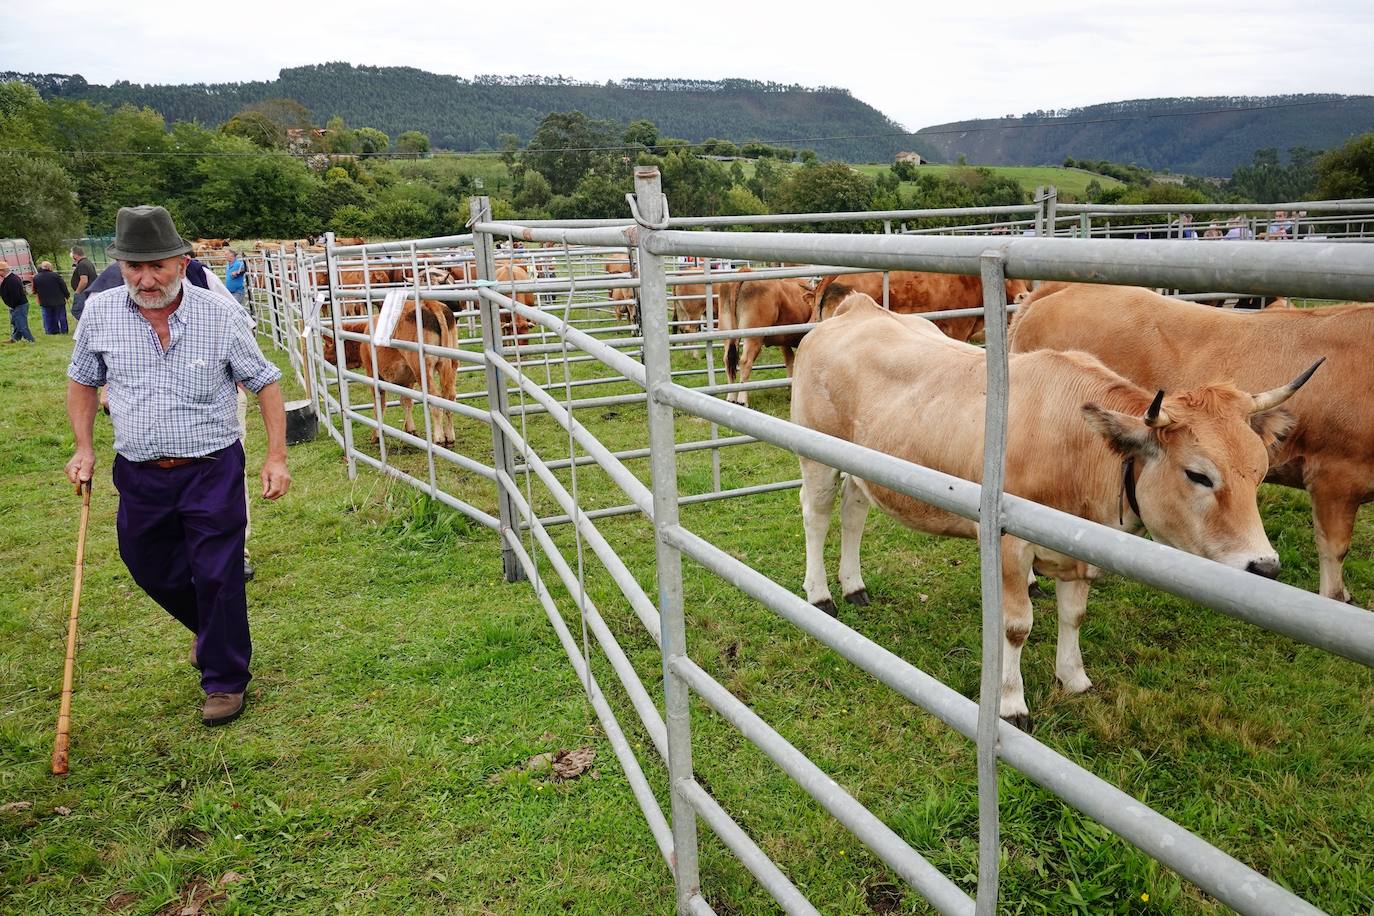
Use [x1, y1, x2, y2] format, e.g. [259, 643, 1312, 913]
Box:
[185, 357, 227, 403]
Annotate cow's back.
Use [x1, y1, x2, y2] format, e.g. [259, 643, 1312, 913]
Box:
[795, 295, 1142, 534]
[1010, 283, 1374, 483]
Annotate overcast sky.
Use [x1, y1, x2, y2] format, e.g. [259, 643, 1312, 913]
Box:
[5, 0, 1371, 130]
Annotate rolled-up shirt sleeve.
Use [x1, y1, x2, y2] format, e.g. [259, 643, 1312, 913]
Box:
[227, 312, 281, 393]
[67, 311, 107, 387]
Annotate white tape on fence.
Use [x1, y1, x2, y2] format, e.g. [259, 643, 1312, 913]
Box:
[373, 289, 409, 346]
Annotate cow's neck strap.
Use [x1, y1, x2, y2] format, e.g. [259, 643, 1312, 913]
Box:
[1120, 457, 1143, 527]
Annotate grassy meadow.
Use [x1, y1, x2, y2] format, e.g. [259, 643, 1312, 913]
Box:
[1, 303, 1370, 915]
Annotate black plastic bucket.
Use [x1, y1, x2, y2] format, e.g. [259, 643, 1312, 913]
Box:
[285, 399, 318, 446]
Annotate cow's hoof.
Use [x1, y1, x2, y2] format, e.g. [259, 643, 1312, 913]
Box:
[813, 598, 838, 617]
[844, 589, 870, 607]
[1002, 712, 1033, 733]
[1028, 580, 1047, 600]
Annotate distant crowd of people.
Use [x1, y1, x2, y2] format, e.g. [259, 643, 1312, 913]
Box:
[3, 244, 248, 344]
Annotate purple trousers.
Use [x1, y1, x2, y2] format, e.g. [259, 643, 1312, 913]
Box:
[112, 442, 251, 694]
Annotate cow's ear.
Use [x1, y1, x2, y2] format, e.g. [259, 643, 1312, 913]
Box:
[1082, 403, 1159, 458]
[1249, 407, 1296, 457]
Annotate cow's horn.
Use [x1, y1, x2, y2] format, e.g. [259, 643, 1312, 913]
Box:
[1143, 390, 1170, 428]
[1250, 357, 1325, 413]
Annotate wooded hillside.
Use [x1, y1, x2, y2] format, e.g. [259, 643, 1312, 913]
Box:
[915, 95, 1374, 176]
[3, 64, 919, 163]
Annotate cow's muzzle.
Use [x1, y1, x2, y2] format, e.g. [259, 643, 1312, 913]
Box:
[1245, 557, 1280, 579]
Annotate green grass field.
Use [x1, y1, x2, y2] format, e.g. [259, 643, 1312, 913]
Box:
[1, 311, 1370, 914]
[849, 164, 1122, 199]
[397, 153, 1119, 203]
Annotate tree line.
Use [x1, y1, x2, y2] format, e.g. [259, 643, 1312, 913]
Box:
[4, 80, 1372, 261]
[5, 63, 915, 163]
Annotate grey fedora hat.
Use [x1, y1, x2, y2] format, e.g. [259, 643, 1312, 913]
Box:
[106, 205, 193, 261]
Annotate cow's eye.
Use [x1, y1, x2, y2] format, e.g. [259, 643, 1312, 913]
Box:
[1185, 469, 1214, 488]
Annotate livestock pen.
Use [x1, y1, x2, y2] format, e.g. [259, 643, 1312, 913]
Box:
[245, 175, 1374, 915]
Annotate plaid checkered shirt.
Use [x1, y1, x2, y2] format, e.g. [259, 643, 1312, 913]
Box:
[68, 283, 281, 462]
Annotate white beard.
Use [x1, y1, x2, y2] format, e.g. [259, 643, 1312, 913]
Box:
[131, 275, 183, 310]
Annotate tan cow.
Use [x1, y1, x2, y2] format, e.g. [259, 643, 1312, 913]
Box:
[1010, 282, 1365, 602]
[793, 292, 1316, 728]
[320, 298, 457, 446]
[449, 261, 539, 343]
[605, 259, 636, 324]
[720, 275, 812, 407]
[806, 271, 1031, 341]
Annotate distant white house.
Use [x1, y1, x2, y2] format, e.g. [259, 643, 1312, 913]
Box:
[895, 151, 926, 165]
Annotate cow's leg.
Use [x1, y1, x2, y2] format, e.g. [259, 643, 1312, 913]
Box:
[424, 357, 449, 445]
[1053, 577, 1093, 694]
[838, 475, 871, 606]
[1310, 488, 1361, 603]
[781, 346, 796, 377]
[800, 458, 840, 616]
[735, 338, 764, 408]
[999, 538, 1036, 731]
[400, 396, 416, 437]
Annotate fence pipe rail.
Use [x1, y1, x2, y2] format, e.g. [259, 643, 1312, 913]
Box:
[674, 778, 819, 916]
[497, 468, 667, 757]
[671, 656, 975, 916]
[644, 231, 1374, 301]
[655, 380, 1374, 667]
[660, 521, 1323, 916]
[500, 530, 676, 871]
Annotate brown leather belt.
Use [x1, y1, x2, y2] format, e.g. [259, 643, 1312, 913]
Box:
[143, 457, 204, 469]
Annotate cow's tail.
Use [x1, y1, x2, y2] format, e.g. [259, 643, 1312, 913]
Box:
[721, 280, 743, 382]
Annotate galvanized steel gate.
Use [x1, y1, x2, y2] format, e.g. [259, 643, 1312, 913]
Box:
[247, 173, 1374, 915]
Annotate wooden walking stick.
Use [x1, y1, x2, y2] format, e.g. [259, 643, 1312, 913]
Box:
[52, 478, 92, 776]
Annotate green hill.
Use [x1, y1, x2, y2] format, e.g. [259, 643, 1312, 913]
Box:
[914, 95, 1374, 176]
[4, 64, 922, 163]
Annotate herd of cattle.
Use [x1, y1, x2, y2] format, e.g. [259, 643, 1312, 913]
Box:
[287, 249, 1368, 731]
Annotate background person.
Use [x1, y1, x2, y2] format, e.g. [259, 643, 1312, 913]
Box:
[0, 260, 36, 343]
[224, 248, 248, 308]
[33, 260, 71, 335]
[65, 205, 290, 727]
[70, 246, 99, 322]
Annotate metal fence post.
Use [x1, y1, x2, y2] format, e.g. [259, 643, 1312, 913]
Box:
[323, 231, 357, 479]
[470, 196, 527, 583]
[975, 251, 1010, 914]
[634, 166, 702, 913]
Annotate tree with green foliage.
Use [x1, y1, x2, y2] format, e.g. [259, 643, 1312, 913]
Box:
[324, 115, 358, 155]
[1227, 147, 1318, 203]
[513, 170, 552, 211]
[660, 151, 731, 216]
[623, 119, 658, 152]
[1316, 133, 1374, 199]
[498, 133, 520, 170]
[776, 161, 873, 216]
[354, 127, 390, 158]
[190, 136, 317, 237]
[221, 110, 286, 149]
[395, 130, 430, 157]
[746, 157, 785, 206]
[522, 111, 620, 196]
[0, 155, 83, 256]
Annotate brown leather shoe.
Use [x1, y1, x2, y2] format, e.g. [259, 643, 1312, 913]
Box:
[202, 692, 245, 727]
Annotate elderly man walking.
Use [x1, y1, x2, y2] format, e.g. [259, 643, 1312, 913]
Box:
[65, 206, 290, 726]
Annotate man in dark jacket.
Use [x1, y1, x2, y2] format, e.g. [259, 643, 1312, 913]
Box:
[33, 261, 71, 334]
[70, 246, 98, 321]
[0, 260, 35, 343]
